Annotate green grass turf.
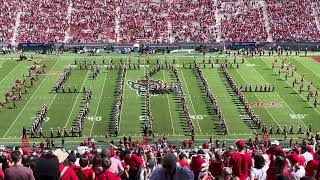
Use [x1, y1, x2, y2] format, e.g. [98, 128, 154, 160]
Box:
[0, 52, 319, 146]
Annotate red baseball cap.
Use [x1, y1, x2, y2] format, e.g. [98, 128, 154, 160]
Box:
[235, 139, 246, 148]
[110, 149, 115, 156]
[287, 154, 299, 164]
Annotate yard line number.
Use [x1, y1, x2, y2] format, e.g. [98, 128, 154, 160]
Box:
[290, 114, 307, 120]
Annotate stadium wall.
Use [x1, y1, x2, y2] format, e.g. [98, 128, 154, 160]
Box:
[1, 42, 320, 52]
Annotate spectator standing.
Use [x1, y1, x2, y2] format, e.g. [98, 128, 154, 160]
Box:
[250, 154, 269, 180]
[4, 150, 35, 180]
[209, 151, 224, 178]
[78, 156, 95, 180]
[222, 167, 233, 180]
[287, 154, 306, 179]
[230, 140, 253, 180]
[95, 158, 118, 180]
[301, 145, 314, 164]
[35, 152, 60, 180]
[190, 149, 206, 180]
[53, 149, 79, 180]
[123, 150, 144, 180]
[149, 153, 194, 180]
[267, 156, 290, 180]
[178, 153, 190, 169]
[107, 150, 124, 179]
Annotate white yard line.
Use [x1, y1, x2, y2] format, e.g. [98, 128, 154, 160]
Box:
[162, 70, 175, 135]
[3, 60, 58, 138]
[0, 61, 24, 86]
[177, 59, 203, 134]
[250, 64, 308, 128]
[294, 57, 320, 79]
[89, 71, 108, 137]
[235, 69, 283, 129]
[64, 70, 90, 128]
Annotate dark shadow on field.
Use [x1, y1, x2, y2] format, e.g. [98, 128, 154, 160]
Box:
[217, 68, 258, 131]
[305, 106, 314, 108]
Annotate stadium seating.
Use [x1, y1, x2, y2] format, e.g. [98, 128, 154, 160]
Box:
[220, 0, 268, 42]
[267, 0, 320, 42]
[17, 0, 68, 43]
[1, 0, 320, 43]
[69, 0, 116, 43]
[0, 0, 18, 42]
[170, 0, 216, 43]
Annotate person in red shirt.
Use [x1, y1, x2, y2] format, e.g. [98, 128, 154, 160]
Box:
[267, 155, 290, 180]
[78, 156, 95, 180]
[305, 150, 320, 177]
[0, 167, 3, 180]
[229, 139, 252, 180]
[292, 147, 306, 166]
[178, 153, 190, 169]
[96, 158, 118, 180]
[267, 140, 285, 164]
[68, 152, 81, 175]
[53, 149, 79, 180]
[123, 150, 144, 180]
[190, 149, 206, 180]
[209, 151, 224, 178]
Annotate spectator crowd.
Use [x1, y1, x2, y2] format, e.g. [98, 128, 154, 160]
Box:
[0, 0, 319, 43]
[1, 134, 320, 180]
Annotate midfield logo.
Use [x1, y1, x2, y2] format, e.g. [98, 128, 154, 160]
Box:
[128, 79, 163, 96]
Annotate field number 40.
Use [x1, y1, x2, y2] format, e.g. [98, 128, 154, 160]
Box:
[290, 114, 306, 120]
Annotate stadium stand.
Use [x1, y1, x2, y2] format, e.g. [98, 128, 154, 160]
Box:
[170, 0, 216, 43]
[1, 135, 320, 179]
[118, 0, 170, 44]
[69, 0, 116, 43]
[220, 0, 268, 42]
[0, 0, 18, 42]
[1, 0, 320, 43]
[17, 0, 68, 43]
[267, 0, 320, 42]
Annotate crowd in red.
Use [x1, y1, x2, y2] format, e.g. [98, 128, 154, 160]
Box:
[1, 135, 320, 180]
[17, 0, 68, 43]
[267, 0, 320, 42]
[0, 0, 18, 42]
[69, 0, 115, 43]
[118, 0, 170, 44]
[0, 0, 319, 43]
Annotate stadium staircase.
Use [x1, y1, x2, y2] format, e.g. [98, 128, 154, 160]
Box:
[260, 0, 273, 42]
[115, 5, 120, 44]
[64, 2, 73, 43]
[11, 12, 22, 45]
[311, 3, 320, 34]
[213, 0, 222, 43]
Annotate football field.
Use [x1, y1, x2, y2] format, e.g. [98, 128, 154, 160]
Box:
[0, 52, 320, 145]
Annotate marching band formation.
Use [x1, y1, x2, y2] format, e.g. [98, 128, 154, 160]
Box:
[195, 63, 229, 135]
[171, 66, 195, 139]
[222, 63, 263, 129]
[113, 65, 126, 136]
[54, 65, 72, 93]
[29, 104, 48, 138]
[14, 56, 318, 140]
[144, 75, 153, 136]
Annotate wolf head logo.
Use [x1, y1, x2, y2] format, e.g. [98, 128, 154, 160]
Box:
[128, 79, 163, 96]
